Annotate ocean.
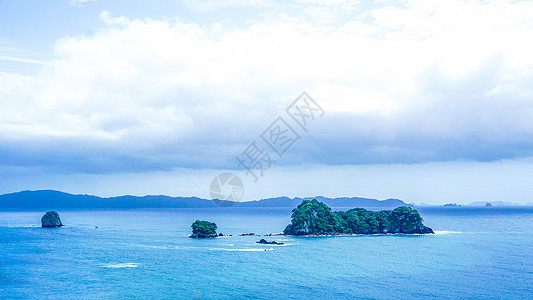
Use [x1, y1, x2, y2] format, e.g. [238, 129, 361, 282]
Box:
[0, 207, 532, 299]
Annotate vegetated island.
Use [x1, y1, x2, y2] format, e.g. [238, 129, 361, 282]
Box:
[189, 199, 433, 238]
[283, 199, 434, 235]
[190, 220, 220, 238]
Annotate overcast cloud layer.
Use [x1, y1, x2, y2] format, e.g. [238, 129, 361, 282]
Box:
[1, 0, 533, 203]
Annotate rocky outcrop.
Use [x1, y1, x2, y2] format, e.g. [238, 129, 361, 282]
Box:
[41, 211, 63, 227]
[257, 239, 284, 245]
[384, 225, 434, 234]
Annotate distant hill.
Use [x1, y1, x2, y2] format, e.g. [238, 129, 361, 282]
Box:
[0, 190, 215, 209]
[0, 190, 410, 210]
[235, 195, 409, 209]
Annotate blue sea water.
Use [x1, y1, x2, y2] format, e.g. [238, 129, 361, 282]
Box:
[0, 207, 532, 299]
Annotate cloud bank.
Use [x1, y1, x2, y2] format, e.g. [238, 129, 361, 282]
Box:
[2, 0, 533, 175]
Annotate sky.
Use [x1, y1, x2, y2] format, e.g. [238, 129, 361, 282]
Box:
[1, 0, 533, 205]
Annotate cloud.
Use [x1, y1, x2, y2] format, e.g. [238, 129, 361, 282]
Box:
[2, 0, 533, 175]
[183, 0, 272, 12]
[69, 0, 99, 7]
[0, 55, 45, 65]
[0, 41, 45, 65]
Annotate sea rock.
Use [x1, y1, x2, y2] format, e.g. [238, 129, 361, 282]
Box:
[41, 211, 63, 227]
[257, 239, 284, 245]
[385, 226, 434, 234]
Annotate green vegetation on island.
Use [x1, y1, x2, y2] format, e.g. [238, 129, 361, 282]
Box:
[190, 220, 218, 238]
[283, 199, 434, 235]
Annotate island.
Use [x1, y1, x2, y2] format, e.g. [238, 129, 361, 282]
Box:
[190, 220, 218, 238]
[283, 199, 434, 235]
[41, 211, 63, 227]
[257, 239, 284, 245]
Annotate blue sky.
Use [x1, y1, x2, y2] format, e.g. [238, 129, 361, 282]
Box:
[2, 0, 533, 204]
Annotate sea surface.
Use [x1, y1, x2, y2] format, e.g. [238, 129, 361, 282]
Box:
[0, 207, 532, 299]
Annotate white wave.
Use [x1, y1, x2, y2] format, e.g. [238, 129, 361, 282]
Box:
[209, 248, 274, 252]
[434, 230, 462, 234]
[103, 263, 140, 268]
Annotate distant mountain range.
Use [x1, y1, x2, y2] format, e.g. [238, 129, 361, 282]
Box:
[0, 190, 410, 210]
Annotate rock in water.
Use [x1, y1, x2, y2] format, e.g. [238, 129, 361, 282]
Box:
[257, 239, 284, 245]
[41, 211, 63, 227]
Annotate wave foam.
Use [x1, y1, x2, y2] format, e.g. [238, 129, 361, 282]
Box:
[434, 230, 462, 234]
[209, 248, 274, 252]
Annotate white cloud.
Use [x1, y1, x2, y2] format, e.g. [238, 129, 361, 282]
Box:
[1, 0, 533, 173]
[69, 0, 99, 7]
[0, 41, 45, 65]
[183, 0, 272, 11]
[0, 55, 45, 65]
[295, 0, 362, 17]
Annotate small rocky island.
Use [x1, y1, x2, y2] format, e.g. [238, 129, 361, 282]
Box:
[190, 220, 218, 238]
[41, 211, 63, 227]
[257, 239, 284, 245]
[283, 199, 434, 235]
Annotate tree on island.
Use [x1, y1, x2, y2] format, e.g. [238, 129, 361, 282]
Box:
[283, 199, 344, 235]
[284, 199, 433, 235]
[190, 220, 218, 238]
[387, 206, 428, 233]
